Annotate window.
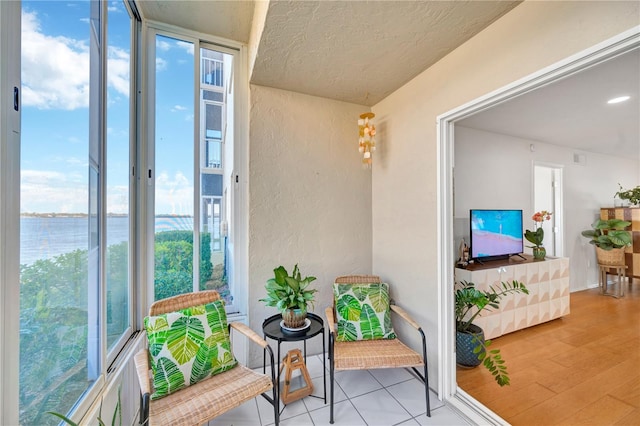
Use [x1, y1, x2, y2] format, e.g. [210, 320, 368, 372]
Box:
[18, 1, 135, 423]
[150, 31, 240, 311]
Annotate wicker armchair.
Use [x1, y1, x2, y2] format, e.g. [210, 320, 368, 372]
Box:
[325, 275, 430, 424]
[134, 290, 279, 426]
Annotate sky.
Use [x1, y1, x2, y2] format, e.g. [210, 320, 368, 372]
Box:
[21, 0, 195, 215]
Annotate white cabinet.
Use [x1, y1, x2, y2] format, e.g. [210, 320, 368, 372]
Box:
[455, 256, 570, 339]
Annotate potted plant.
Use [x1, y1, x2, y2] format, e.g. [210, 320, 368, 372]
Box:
[259, 264, 317, 329]
[581, 218, 631, 265]
[614, 184, 640, 206]
[524, 210, 552, 261]
[455, 280, 528, 386]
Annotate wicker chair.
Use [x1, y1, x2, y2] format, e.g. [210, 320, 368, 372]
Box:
[325, 275, 430, 424]
[134, 290, 279, 426]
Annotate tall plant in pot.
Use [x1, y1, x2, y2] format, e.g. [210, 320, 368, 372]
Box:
[259, 264, 317, 328]
[455, 280, 528, 386]
[581, 218, 632, 265]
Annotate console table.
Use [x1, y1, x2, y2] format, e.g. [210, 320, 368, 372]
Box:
[455, 255, 570, 339]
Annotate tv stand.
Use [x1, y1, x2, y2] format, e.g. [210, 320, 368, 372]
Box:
[512, 253, 526, 261]
[455, 256, 570, 339]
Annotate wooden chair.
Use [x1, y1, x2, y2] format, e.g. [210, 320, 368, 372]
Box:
[325, 275, 430, 424]
[134, 290, 279, 426]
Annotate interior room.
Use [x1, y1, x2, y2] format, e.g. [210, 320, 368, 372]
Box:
[0, 1, 638, 425]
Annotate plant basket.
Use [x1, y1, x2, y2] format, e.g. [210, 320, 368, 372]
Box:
[596, 246, 626, 266]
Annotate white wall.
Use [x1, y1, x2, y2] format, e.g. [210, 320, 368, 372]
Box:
[248, 85, 372, 366]
[371, 0, 639, 391]
[454, 126, 638, 291]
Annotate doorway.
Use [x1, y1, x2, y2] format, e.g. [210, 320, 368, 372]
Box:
[437, 28, 640, 423]
[534, 163, 563, 257]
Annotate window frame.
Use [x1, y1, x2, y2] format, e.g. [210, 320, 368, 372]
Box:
[143, 21, 249, 317]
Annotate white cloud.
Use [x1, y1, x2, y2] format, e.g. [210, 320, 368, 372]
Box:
[108, 46, 130, 97]
[21, 169, 88, 213]
[156, 57, 168, 71]
[176, 41, 194, 56]
[21, 10, 130, 110]
[156, 39, 171, 51]
[171, 105, 187, 112]
[155, 171, 193, 216]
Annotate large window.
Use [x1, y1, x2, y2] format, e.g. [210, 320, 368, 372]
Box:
[150, 32, 237, 310]
[19, 1, 135, 423]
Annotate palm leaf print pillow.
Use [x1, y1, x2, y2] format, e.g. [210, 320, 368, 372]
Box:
[333, 282, 396, 342]
[144, 299, 237, 400]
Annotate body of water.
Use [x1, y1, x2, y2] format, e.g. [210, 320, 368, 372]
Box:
[20, 216, 193, 265]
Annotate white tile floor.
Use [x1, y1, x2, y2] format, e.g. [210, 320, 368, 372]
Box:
[208, 355, 471, 426]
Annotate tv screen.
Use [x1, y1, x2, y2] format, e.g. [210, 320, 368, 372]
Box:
[470, 209, 523, 260]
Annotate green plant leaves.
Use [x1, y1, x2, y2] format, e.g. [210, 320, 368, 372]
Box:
[359, 304, 383, 340]
[153, 357, 186, 398]
[336, 294, 361, 321]
[167, 316, 205, 365]
[337, 320, 357, 341]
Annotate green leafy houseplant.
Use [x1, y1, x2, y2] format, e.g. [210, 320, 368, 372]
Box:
[615, 184, 640, 206]
[581, 219, 632, 250]
[48, 387, 122, 426]
[259, 264, 317, 313]
[455, 280, 528, 386]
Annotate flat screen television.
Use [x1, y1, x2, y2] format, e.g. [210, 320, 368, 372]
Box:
[470, 209, 523, 262]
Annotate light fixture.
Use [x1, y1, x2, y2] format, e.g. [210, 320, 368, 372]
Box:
[607, 95, 631, 104]
[358, 112, 376, 168]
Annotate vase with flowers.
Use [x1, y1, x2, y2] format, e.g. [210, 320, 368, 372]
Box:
[524, 210, 552, 261]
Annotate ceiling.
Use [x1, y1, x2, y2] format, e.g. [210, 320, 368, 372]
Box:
[458, 48, 640, 161]
[136, 0, 520, 106]
[135, 1, 639, 160]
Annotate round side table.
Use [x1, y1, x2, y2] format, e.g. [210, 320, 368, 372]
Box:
[262, 312, 326, 405]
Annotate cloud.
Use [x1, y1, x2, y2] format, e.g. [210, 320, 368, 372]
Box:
[155, 171, 194, 216]
[171, 105, 187, 112]
[21, 10, 130, 110]
[156, 57, 168, 71]
[176, 41, 194, 56]
[21, 169, 88, 213]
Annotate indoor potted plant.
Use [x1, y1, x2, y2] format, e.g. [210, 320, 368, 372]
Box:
[614, 184, 640, 206]
[259, 264, 317, 329]
[455, 280, 528, 386]
[524, 210, 552, 261]
[581, 218, 632, 265]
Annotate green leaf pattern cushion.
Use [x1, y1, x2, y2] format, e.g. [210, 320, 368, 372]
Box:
[144, 299, 237, 400]
[333, 282, 396, 342]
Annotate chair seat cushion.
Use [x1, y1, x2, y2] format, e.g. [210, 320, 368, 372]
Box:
[333, 282, 396, 341]
[333, 338, 423, 370]
[144, 299, 237, 400]
[148, 364, 273, 426]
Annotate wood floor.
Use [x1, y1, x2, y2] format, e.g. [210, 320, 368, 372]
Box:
[457, 279, 640, 425]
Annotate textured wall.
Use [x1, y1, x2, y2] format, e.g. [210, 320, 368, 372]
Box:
[371, 0, 639, 390]
[248, 85, 372, 366]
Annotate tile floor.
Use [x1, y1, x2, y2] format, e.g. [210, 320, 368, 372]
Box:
[208, 354, 471, 426]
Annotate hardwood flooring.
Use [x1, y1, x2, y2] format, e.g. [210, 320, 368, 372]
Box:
[456, 279, 640, 425]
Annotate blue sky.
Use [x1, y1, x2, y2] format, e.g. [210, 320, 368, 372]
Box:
[21, 0, 195, 215]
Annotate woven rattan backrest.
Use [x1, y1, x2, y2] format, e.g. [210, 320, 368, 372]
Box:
[149, 290, 221, 316]
[333, 275, 381, 311]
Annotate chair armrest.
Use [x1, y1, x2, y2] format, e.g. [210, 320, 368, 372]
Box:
[325, 307, 336, 335]
[390, 304, 421, 331]
[134, 350, 152, 396]
[229, 321, 269, 349]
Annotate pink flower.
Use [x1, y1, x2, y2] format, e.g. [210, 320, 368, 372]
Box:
[532, 210, 552, 223]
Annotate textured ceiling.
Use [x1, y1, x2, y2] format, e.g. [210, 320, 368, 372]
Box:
[136, 0, 255, 43]
[458, 48, 640, 160]
[251, 1, 520, 106]
[136, 0, 521, 106]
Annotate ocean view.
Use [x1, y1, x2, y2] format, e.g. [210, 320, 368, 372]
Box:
[20, 215, 194, 265]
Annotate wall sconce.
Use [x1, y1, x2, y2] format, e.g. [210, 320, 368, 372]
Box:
[358, 112, 376, 168]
